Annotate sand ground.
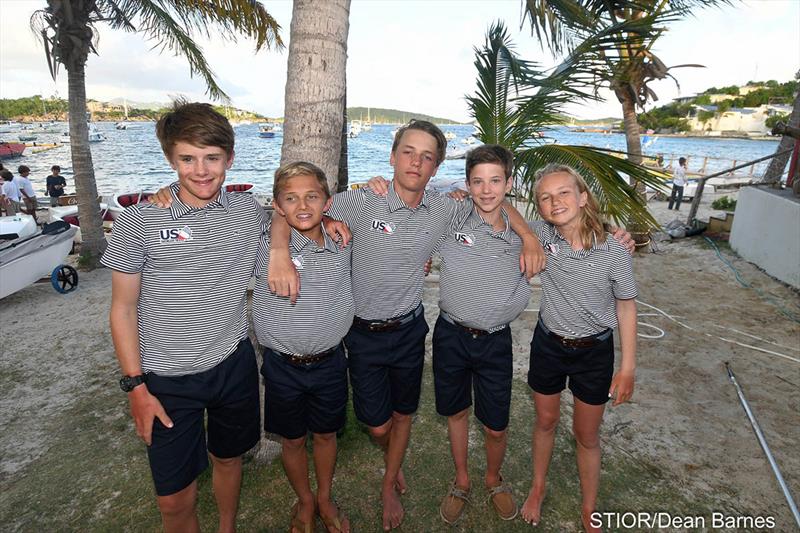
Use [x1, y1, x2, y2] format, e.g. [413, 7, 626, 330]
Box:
[1, 190, 798, 530]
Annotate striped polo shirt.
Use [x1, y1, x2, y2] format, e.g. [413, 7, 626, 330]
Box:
[101, 184, 265, 376]
[252, 223, 354, 355]
[530, 221, 638, 338]
[439, 204, 530, 331]
[328, 183, 470, 320]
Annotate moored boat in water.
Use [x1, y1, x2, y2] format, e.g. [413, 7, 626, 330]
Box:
[0, 142, 26, 159]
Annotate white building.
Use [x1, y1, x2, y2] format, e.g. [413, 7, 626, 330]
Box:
[685, 104, 791, 135]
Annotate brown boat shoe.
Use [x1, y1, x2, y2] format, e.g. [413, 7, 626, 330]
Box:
[487, 478, 518, 521]
[440, 481, 471, 525]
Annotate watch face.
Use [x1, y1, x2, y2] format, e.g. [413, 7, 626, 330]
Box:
[119, 375, 143, 392]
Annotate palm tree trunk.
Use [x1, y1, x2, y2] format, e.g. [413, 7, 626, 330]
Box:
[67, 61, 106, 267]
[761, 89, 800, 185]
[280, 0, 351, 193]
[620, 93, 643, 166]
[619, 91, 650, 243]
[336, 88, 349, 193]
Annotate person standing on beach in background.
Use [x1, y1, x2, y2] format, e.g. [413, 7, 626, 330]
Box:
[46, 165, 66, 207]
[269, 120, 546, 531]
[668, 157, 688, 210]
[520, 164, 637, 532]
[1, 170, 22, 216]
[15, 165, 38, 222]
[102, 102, 264, 533]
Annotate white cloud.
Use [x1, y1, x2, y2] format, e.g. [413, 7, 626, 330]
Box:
[1, 0, 797, 121]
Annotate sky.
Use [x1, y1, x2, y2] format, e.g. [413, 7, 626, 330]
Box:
[1, 0, 798, 122]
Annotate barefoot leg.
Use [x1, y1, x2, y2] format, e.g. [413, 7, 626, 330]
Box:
[521, 392, 561, 525]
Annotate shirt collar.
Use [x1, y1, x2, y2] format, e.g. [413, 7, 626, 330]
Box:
[465, 207, 512, 242]
[543, 222, 608, 257]
[168, 182, 230, 220]
[387, 182, 429, 213]
[289, 222, 338, 254]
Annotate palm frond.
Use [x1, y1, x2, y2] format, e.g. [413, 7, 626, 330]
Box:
[515, 145, 665, 228]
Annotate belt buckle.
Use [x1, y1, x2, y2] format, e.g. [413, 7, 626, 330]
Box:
[370, 320, 398, 332]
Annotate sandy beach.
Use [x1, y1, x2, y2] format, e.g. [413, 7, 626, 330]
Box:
[1, 189, 798, 530]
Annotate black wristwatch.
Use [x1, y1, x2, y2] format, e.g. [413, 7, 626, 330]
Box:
[119, 374, 147, 392]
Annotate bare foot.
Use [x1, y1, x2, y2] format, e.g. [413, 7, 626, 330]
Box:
[395, 467, 407, 494]
[318, 498, 350, 533]
[290, 500, 315, 533]
[582, 508, 602, 533]
[520, 487, 544, 525]
[381, 485, 404, 531]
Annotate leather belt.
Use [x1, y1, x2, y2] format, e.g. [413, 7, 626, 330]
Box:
[538, 320, 611, 348]
[353, 304, 423, 332]
[275, 343, 341, 366]
[440, 311, 507, 338]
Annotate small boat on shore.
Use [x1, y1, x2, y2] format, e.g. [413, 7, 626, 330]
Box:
[0, 215, 79, 299]
[112, 191, 154, 211]
[0, 142, 26, 159]
[50, 204, 117, 243]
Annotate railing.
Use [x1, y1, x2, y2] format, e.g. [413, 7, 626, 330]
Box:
[685, 148, 795, 225]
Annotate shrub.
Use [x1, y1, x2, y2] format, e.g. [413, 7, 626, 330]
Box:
[711, 196, 737, 211]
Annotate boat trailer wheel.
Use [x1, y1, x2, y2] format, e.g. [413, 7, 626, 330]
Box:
[51, 265, 79, 294]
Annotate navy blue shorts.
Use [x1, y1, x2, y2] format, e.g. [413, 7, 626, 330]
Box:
[432, 315, 513, 432]
[260, 344, 348, 439]
[145, 338, 261, 496]
[527, 322, 614, 405]
[344, 308, 429, 427]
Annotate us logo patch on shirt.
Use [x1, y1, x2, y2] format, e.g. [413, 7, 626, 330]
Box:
[291, 255, 305, 270]
[371, 219, 396, 235]
[545, 242, 560, 256]
[159, 225, 194, 243]
[454, 232, 475, 247]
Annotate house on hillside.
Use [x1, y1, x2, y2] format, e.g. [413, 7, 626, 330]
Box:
[685, 104, 791, 135]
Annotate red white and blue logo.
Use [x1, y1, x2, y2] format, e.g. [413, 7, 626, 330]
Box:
[371, 219, 396, 234]
[454, 232, 475, 247]
[159, 225, 194, 243]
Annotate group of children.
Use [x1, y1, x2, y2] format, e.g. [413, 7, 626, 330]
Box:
[0, 163, 66, 220]
[105, 101, 637, 533]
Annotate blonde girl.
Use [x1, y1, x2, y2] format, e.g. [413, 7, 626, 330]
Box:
[520, 164, 637, 532]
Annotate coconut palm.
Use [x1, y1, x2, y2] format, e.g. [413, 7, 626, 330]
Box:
[280, 0, 351, 194]
[31, 0, 283, 268]
[468, 22, 662, 227]
[522, 0, 729, 166]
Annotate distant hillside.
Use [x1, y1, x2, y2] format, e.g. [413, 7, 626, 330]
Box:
[347, 107, 465, 125]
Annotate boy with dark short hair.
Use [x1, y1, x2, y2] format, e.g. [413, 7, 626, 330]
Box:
[253, 161, 353, 533]
[102, 101, 263, 533]
[434, 145, 529, 524]
[46, 165, 66, 207]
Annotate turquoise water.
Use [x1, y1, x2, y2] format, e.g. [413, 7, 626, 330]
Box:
[5, 123, 781, 197]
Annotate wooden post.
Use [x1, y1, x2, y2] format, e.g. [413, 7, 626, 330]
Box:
[700, 157, 709, 175]
[728, 160, 737, 175]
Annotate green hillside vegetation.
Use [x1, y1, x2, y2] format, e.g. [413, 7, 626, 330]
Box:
[637, 79, 797, 132]
[0, 95, 69, 120]
[347, 106, 464, 125]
